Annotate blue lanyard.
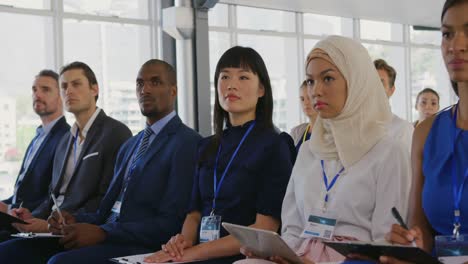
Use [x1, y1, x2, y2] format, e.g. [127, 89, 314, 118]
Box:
[320, 160, 344, 207]
[451, 103, 468, 234]
[73, 129, 80, 167]
[211, 121, 256, 215]
[24, 130, 42, 167]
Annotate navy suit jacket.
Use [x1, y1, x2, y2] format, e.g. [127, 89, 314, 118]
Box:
[75, 115, 201, 250]
[32, 110, 132, 219]
[3, 117, 70, 211]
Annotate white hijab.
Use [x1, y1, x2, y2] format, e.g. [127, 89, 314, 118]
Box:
[306, 35, 392, 169]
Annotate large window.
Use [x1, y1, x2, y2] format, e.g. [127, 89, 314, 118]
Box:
[0, 13, 54, 199]
[0, 1, 156, 200]
[63, 0, 149, 19]
[0, 0, 50, 9]
[238, 34, 299, 131]
[63, 20, 151, 132]
[411, 48, 451, 120]
[209, 4, 455, 131]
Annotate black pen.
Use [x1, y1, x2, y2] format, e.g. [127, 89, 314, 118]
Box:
[391, 207, 408, 229]
[391, 207, 416, 246]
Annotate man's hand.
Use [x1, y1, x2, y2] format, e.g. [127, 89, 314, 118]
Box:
[59, 223, 106, 249]
[10, 207, 33, 220]
[0, 202, 8, 213]
[47, 210, 76, 234]
[12, 218, 48, 233]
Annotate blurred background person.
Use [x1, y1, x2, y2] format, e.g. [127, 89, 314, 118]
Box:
[290, 81, 317, 152]
[413, 88, 440, 127]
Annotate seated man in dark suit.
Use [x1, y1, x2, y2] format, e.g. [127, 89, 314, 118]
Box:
[0, 59, 201, 264]
[4, 62, 132, 235]
[0, 70, 70, 236]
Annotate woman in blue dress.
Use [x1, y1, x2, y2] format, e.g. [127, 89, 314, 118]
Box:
[383, 0, 468, 262]
[144, 46, 295, 264]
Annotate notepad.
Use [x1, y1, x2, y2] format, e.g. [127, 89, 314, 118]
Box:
[324, 240, 442, 264]
[11, 232, 64, 238]
[0, 211, 28, 227]
[111, 253, 202, 264]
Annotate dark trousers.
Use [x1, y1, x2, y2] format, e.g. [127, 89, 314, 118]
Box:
[0, 237, 151, 264]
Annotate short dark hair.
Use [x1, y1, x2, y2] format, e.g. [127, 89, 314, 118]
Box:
[60, 61, 99, 102]
[416, 88, 440, 106]
[36, 69, 59, 84]
[141, 59, 177, 86]
[441, 0, 467, 96]
[374, 59, 397, 88]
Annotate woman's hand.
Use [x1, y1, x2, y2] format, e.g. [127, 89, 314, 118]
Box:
[385, 224, 424, 248]
[144, 250, 174, 263]
[161, 234, 191, 260]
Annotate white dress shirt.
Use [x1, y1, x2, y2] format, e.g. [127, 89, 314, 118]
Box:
[55, 108, 101, 207]
[387, 114, 414, 154]
[281, 134, 411, 251]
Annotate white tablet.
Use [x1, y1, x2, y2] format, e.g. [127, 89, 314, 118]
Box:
[222, 222, 303, 264]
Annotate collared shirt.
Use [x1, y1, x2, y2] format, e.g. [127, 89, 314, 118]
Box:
[56, 108, 101, 207]
[22, 116, 63, 174]
[120, 110, 176, 182]
[281, 134, 411, 250]
[147, 110, 176, 144]
[13, 115, 64, 204]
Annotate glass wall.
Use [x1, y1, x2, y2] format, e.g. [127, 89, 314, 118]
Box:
[0, 1, 156, 199]
[208, 3, 453, 131]
[0, 1, 455, 200]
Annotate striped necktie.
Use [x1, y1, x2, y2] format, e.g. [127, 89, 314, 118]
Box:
[105, 126, 154, 223]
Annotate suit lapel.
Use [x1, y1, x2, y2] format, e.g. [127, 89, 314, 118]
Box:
[126, 116, 181, 189]
[52, 133, 73, 193]
[71, 111, 106, 174]
[27, 117, 64, 175]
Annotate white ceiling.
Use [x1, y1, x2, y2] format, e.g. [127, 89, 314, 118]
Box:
[220, 0, 445, 28]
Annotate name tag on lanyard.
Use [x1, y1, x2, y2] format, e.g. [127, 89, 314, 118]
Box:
[301, 208, 338, 240]
[200, 121, 256, 243]
[111, 193, 123, 214]
[300, 160, 344, 240]
[200, 215, 222, 243]
[110, 132, 147, 215]
[435, 104, 468, 261]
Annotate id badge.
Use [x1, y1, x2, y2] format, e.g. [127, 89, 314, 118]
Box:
[300, 208, 337, 240]
[200, 215, 221, 243]
[111, 201, 122, 214]
[435, 234, 468, 263]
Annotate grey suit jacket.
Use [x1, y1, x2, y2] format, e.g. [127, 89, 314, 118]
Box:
[32, 110, 132, 219]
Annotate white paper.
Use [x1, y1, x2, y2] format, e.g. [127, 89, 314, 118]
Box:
[11, 232, 64, 238]
[111, 253, 201, 264]
[439, 256, 468, 264]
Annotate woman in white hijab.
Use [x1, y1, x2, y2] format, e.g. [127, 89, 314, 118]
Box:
[236, 35, 411, 263]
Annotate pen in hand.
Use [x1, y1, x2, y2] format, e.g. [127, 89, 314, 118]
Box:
[391, 207, 417, 247]
[51, 194, 66, 226]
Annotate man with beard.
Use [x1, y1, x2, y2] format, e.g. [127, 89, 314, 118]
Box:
[0, 70, 69, 238]
[0, 62, 132, 237]
[0, 59, 201, 264]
